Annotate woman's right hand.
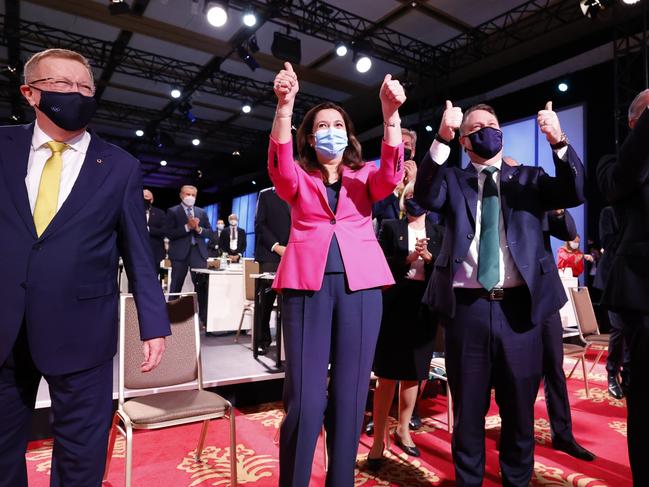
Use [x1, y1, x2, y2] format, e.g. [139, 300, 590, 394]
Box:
[273, 62, 299, 108]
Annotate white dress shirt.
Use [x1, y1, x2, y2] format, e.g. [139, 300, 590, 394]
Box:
[25, 122, 90, 213]
[229, 226, 238, 251]
[428, 139, 568, 289]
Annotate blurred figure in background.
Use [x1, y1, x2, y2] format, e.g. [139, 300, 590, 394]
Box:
[219, 213, 246, 262]
[207, 218, 225, 258]
[557, 234, 593, 277]
[143, 189, 166, 276]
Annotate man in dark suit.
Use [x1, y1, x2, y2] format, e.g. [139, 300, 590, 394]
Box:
[593, 206, 629, 399]
[166, 185, 214, 324]
[0, 48, 170, 487]
[143, 189, 166, 275]
[254, 187, 291, 354]
[207, 218, 225, 258]
[219, 213, 247, 261]
[414, 100, 584, 486]
[597, 89, 649, 487]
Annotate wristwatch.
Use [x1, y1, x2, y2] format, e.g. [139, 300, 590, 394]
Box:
[550, 132, 569, 150]
[435, 133, 451, 146]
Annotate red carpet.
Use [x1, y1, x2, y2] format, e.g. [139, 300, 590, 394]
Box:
[27, 349, 631, 486]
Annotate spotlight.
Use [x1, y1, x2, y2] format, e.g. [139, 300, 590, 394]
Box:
[205, 1, 228, 27]
[232, 150, 241, 156]
[335, 42, 348, 57]
[622, 0, 640, 4]
[425, 125, 433, 132]
[237, 45, 260, 71]
[170, 88, 182, 99]
[355, 54, 372, 73]
[248, 35, 260, 54]
[243, 9, 257, 27]
[192, 138, 201, 146]
[242, 103, 252, 114]
[108, 0, 130, 15]
[252, 180, 257, 185]
[579, 0, 615, 19]
[160, 159, 168, 166]
[558, 82, 569, 93]
[135, 129, 144, 137]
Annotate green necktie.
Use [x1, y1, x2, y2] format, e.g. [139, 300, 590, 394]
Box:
[477, 165, 500, 291]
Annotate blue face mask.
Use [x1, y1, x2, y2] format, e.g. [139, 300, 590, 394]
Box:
[313, 128, 348, 159]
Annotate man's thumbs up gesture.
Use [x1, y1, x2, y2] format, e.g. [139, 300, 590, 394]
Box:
[438, 100, 463, 142]
[537, 101, 563, 145]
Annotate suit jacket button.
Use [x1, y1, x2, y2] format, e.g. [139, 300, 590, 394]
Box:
[32, 244, 41, 251]
[467, 233, 474, 239]
[454, 257, 462, 263]
[330, 219, 336, 225]
[20, 282, 27, 289]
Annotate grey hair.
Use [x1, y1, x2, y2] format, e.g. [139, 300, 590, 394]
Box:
[628, 89, 649, 121]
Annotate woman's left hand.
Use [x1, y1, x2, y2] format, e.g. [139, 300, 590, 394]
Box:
[379, 74, 406, 119]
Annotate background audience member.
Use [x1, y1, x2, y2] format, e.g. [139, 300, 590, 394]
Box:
[368, 181, 444, 468]
[207, 218, 225, 258]
[219, 213, 246, 262]
[557, 234, 593, 277]
[143, 189, 166, 276]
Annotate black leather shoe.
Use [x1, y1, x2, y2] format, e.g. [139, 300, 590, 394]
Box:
[394, 433, 420, 457]
[365, 421, 374, 436]
[409, 412, 422, 431]
[608, 373, 624, 399]
[552, 438, 596, 461]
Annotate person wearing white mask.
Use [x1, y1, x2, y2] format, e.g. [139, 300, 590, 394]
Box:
[207, 219, 226, 257]
[166, 185, 214, 324]
[557, 234, 593, 278]
[218, 213, 247, 263]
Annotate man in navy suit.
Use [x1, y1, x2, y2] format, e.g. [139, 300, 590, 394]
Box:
[414, 100, 584, 486]
[143, 189, 167, 275]
[597, 90, 649, 486]
[0, 48, 170, 487]
[166, 185, 214, 324]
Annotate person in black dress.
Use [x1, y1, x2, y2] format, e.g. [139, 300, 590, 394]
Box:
[368, 181, 444, 466]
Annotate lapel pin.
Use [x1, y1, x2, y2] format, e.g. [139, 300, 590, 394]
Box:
[97, 158, 103, 164]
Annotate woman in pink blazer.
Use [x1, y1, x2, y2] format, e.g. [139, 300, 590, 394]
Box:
[269, 62, 405, 487]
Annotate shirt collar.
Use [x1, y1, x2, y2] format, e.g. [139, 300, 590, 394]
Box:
[32, 121, 91, 154]
[471, 158, 502, 174]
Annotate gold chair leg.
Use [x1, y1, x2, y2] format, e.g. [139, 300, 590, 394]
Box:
[589, 349, 605, 373]
[229, 409, 238, 487]
[124, 421, 134, 487]
[580, 356, 590, 398]
[274, 411, 285, 445]
[195, 420, 210, 462]
[235, 309, 245, 342]
[567, 357, 580, 379]
[447, 382, 454, 434]
[102, 413, 120, 483]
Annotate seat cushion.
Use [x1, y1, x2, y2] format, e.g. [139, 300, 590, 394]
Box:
[585, 334, 610, 344]
[123, 389, 230, 425]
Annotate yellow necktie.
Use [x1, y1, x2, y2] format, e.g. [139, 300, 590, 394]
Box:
[33, 141, 69, 237]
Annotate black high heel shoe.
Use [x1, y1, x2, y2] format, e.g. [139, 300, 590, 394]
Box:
[365, 454, 384, 472]
[394, 432, 420, 457]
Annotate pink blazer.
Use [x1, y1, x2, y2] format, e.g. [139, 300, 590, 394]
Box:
[268, 136, 404, 291]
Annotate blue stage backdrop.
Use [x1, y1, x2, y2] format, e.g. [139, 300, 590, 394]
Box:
[231, 192, 258, 258]
[204, 203, 219, 231]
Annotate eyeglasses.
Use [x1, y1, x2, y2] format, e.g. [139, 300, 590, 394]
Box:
[29, 77, 95, 96]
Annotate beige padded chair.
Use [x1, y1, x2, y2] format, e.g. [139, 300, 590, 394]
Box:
[103, 294, 237, 487]
[569, 286, 611, 372]
[235, 258, 259, 342]
[429, 357, 453, 433]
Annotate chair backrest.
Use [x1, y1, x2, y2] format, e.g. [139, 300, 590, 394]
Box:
[119, 293, 202, 404]
[243, 258, 260, 301]
[569, 287, 600, 337]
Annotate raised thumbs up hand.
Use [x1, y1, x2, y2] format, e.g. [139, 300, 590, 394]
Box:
[438, 100, 463, 142]
[380, 74, 407, 122]
[537, 100, 563, 145]
[273, 61, 299, 107]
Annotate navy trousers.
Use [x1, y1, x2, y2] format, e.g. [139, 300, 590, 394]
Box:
[445, 288, 543, 487]
[0, 325, 113, 487]
[541, 312, 574, 444]
[279, 273, 382, 487]
[170, 245, 207, 323]
[617, 312, 649, 487]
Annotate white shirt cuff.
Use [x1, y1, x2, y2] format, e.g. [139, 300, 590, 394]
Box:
[428, 139, 451, 165]
[554, 146, 568, 160]
[184, 224, 190, 232]
[271, 242, 279, 252]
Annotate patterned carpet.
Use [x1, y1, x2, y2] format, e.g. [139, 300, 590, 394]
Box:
[26, 349, 631, 486]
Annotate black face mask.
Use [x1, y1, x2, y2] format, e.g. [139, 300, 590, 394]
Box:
[404, 148, 413, 161]
[404, 198, 426, 217]
[466, 126, 503, 160]
[31, 88, 97, 131]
